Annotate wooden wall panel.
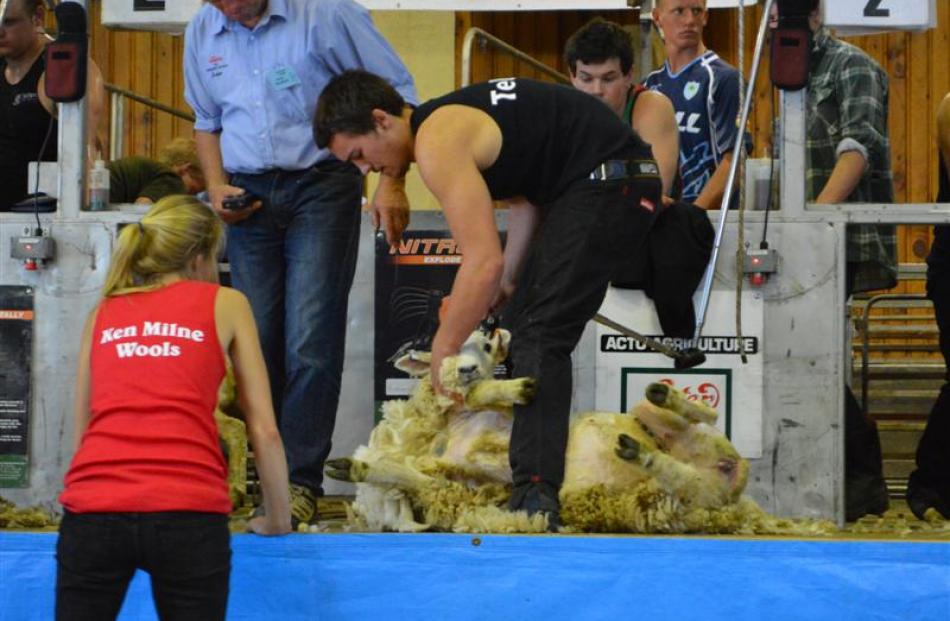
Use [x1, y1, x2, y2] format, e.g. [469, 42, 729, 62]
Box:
[459, 10, 636, 84]
[152, 34, 176, 149]
[87, 1, 192, 161]
[457, 7, 950, 278]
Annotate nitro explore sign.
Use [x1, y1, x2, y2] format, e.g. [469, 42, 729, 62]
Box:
[99, 321, 205, 358]
[601, 334, 758, 355]
[387, 236, 461, 265]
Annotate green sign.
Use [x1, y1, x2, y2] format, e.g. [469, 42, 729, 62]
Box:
[0, 286, 34, 488]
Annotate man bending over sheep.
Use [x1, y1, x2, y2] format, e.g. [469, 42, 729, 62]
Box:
[315, 71, 662, 528]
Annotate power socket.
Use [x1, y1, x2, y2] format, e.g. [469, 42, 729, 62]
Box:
[743, 248, 778, 275]
[21, 225, 50, 237]
[11, 235, 56, 268]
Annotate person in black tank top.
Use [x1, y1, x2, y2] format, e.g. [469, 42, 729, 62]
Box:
[0, 0, 56, 210]
[316, 70, 662, 528]
[908, 93, 950, 520]
[0, 0, 105, 211]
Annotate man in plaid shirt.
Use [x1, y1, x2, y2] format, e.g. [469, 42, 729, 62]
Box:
[773, 0, 895, 520]
[805, 19, 896, 295]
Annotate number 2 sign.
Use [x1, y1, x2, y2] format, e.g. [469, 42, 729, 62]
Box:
[824, 0, 935, 32]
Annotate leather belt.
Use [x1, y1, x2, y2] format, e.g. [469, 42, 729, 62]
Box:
[589, 159, 636, 181]
[588, 159, 660, 181]
[589, 160, 660, 181]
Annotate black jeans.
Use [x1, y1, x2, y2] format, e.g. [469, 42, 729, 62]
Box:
[56, 511, 231, 621]
[503, 173, 660, 495]
[911, 272, 950, 492]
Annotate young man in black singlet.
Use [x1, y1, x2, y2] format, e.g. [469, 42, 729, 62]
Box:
[315, 70, 663, 527]
[0, 0, 103, 210]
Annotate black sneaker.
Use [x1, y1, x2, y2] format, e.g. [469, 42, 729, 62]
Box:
[906, 473, 950, 521]
[845, 474, 889, 522]
[509, 482, 561, 532]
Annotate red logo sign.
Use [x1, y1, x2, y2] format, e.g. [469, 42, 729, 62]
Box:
[658, 378, 721, 409]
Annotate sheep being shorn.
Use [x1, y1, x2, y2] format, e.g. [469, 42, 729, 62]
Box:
[327, 328, 832, 535]
[327, 326, 538, 532]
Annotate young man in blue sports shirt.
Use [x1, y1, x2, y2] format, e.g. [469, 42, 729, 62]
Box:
[644, 0, 740, 209]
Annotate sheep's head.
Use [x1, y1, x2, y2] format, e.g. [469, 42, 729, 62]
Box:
[394, 327, 512, 393]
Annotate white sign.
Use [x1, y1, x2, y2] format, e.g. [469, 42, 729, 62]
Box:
[99, 0, 769, 34]
[363, 0, 757, 8]
[102, 0, 639, 32]
[101, 0, 201, 33]
[824, 0, 936, 33]
[706, 0, 759, 6]
[594, 288, 764, 458]
[360, 1, 634, 8]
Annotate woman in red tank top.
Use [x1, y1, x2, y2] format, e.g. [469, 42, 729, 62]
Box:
[57, 195, 291, 621]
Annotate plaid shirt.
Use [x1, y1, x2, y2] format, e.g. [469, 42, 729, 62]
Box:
[806, 27, 897, 293]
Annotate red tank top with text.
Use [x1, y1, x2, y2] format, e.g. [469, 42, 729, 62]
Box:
[60, 280, 231, 514]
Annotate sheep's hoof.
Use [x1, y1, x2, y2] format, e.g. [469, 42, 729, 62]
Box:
[515, 377, 538, 405]
[645, 382, 672, 408]
[325, 457, 357, 482]
[615, 434, 641, 462]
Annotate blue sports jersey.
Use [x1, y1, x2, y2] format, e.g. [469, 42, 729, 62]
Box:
[644, 51, 740, 203]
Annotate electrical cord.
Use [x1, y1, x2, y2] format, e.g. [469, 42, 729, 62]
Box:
[30, 108, 56, 234]
[761, 85, 777, 249]
[734, 3, 747, 365]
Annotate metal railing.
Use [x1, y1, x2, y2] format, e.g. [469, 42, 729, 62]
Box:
[859, 292, 936, 416]
[460, 27, 570, 87]
[105, 83, 195, 160]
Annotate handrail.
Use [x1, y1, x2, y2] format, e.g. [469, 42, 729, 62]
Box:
[859, 292, 932, 417]
[105, 83, 195, 160]
[461, 27, 570, 87]
[104, 83, 195, 122]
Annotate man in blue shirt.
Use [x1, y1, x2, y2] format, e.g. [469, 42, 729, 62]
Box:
[184, 0, 417, 526]
[644, 0, 740, 209]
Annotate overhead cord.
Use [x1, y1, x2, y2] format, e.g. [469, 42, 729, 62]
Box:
[734, 1, 748, 365]
[30, 112, 57, 234]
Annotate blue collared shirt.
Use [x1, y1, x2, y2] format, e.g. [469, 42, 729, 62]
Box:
[184, 0, 417, 174]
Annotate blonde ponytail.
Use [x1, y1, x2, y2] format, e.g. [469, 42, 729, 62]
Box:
[101, 195, 222, 297]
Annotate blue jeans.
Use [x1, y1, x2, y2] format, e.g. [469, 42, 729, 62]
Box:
[229, 160, 362, 494]
[56, 511, 231, 620]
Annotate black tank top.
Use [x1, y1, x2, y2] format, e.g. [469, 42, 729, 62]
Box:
[926, 153, 950, 276]
[410, 78, 650, 206]
[0, 51, 57, 209]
